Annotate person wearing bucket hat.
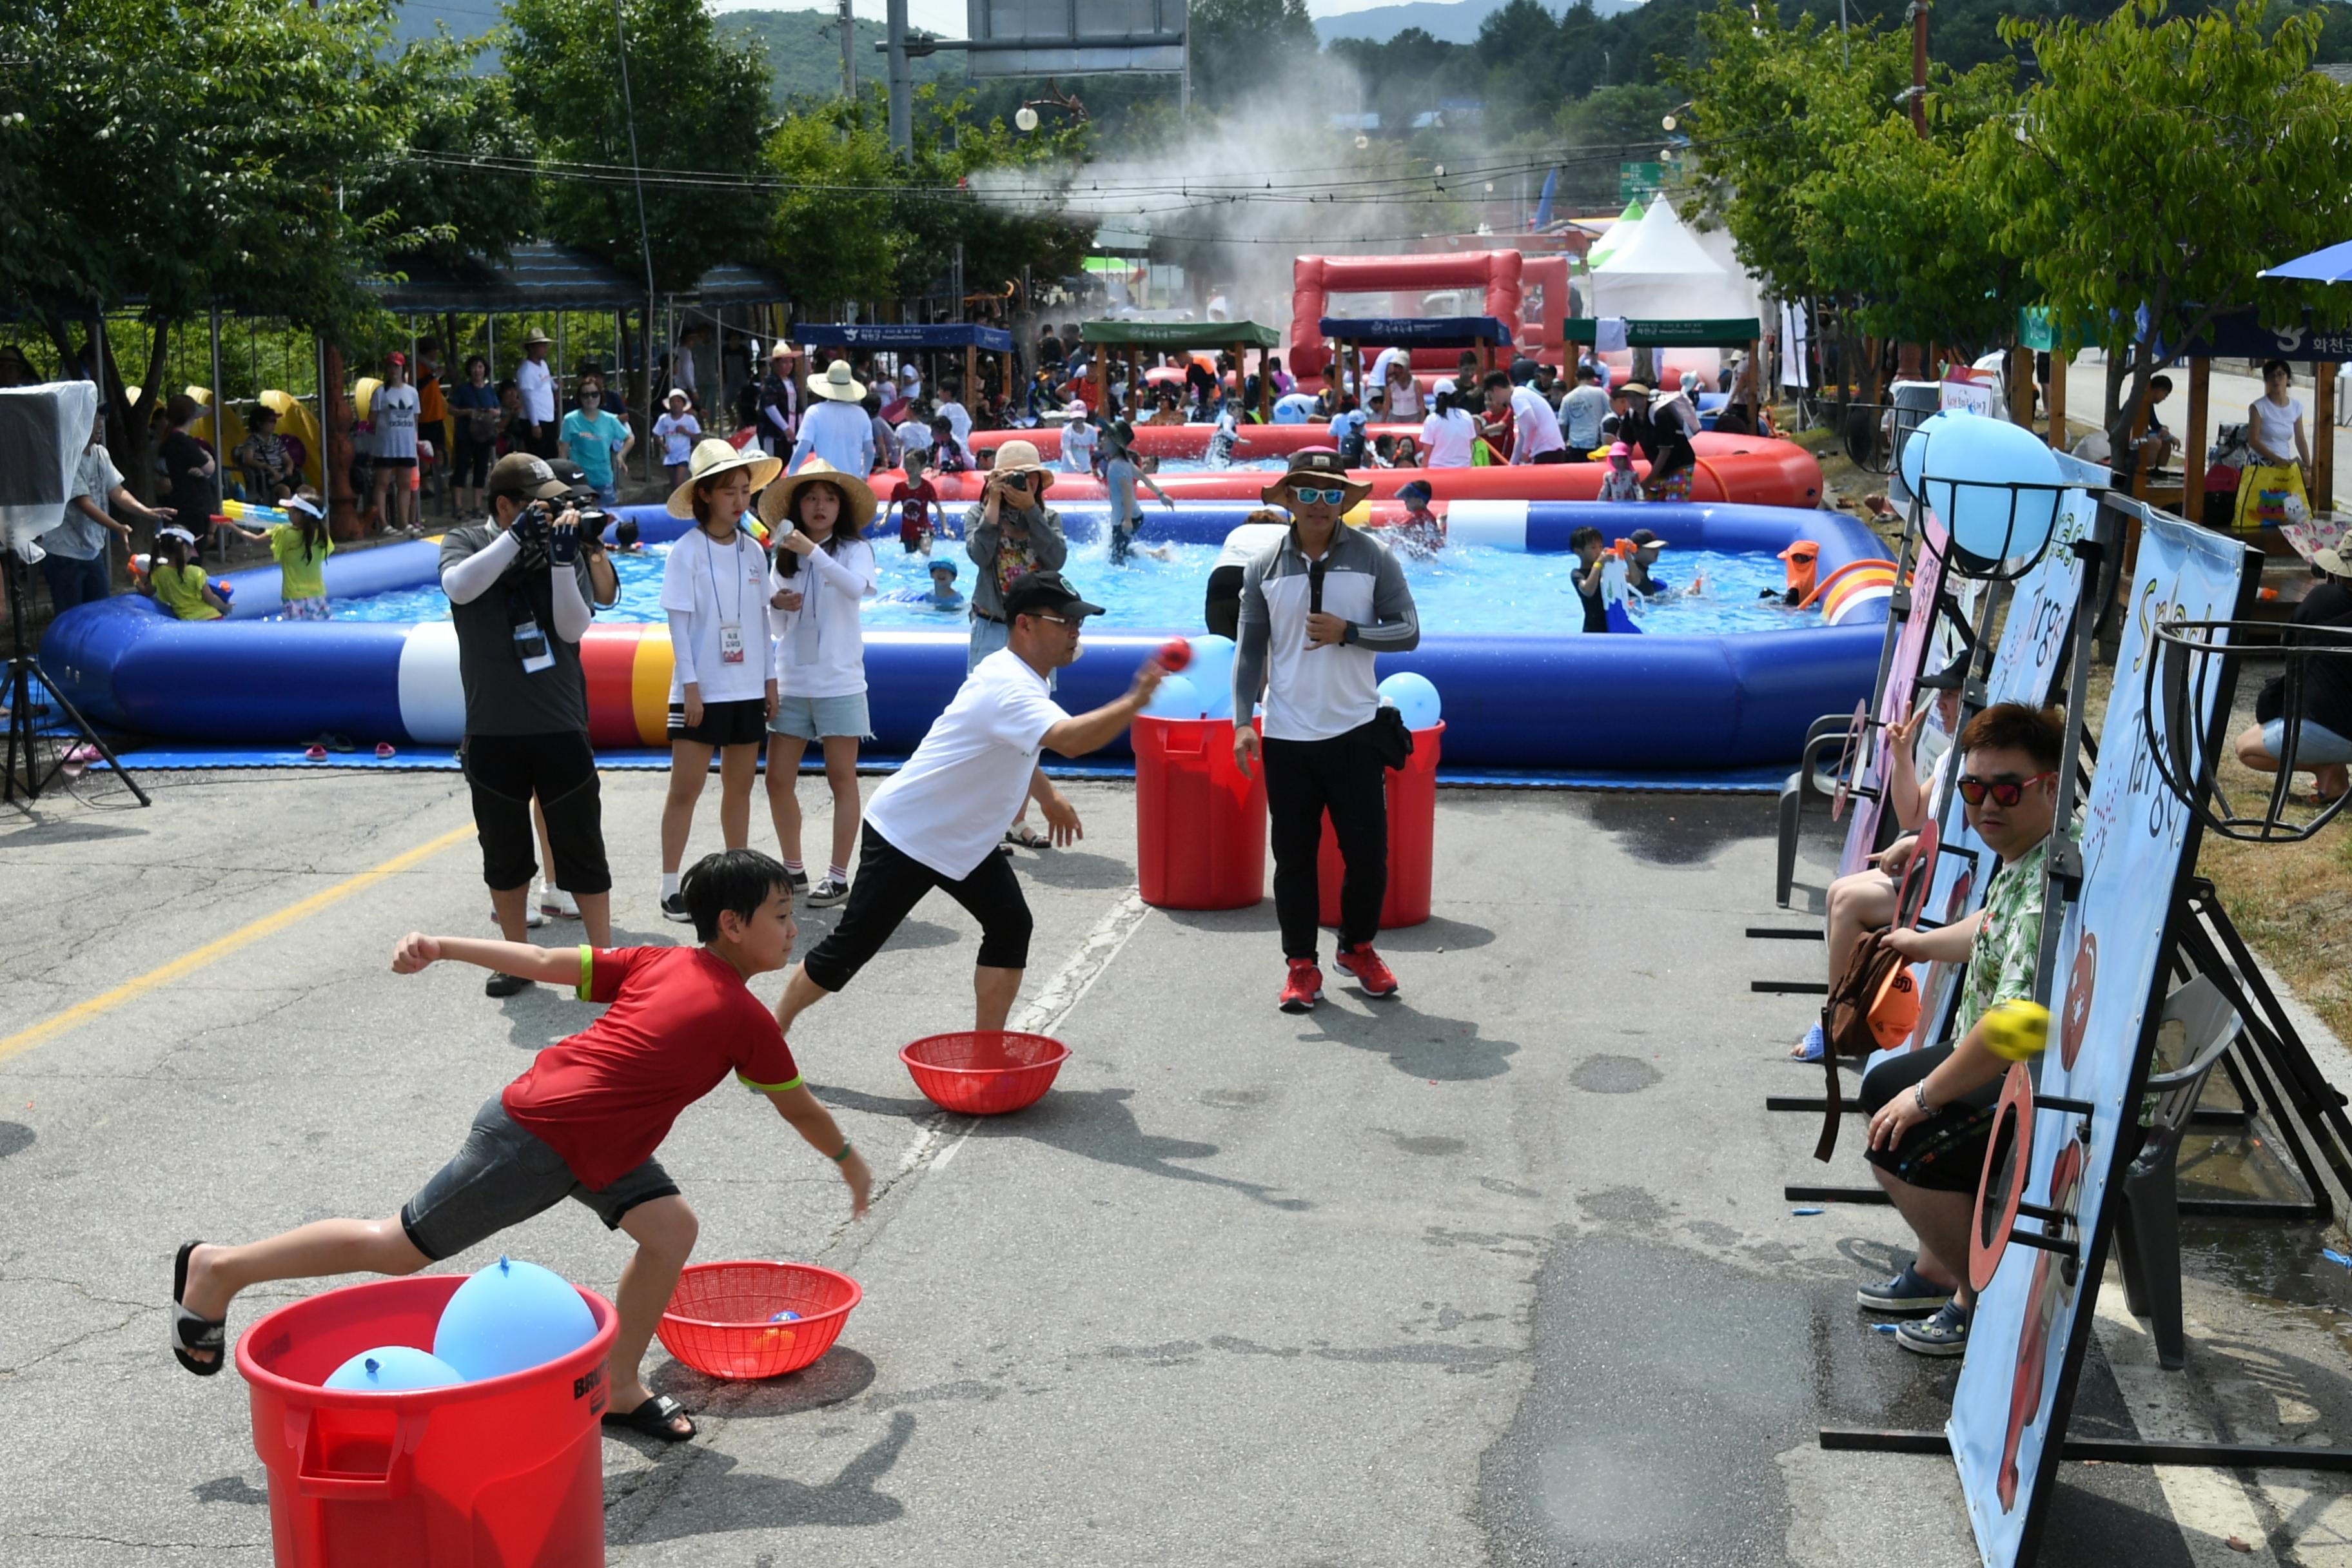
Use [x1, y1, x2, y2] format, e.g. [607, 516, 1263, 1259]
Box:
[654, 387, 701, 488]
[789, 361, 876, 477]
[1231, 447, 1420, 1014]
[516, 331, 556, 458]
[654, 438, 787, 923]
[758, 344, 800, 460]
[2234, 545, 2352, 803]
[966, 437, 1070, 846]
[771, 569, 1166, 1043]
[758, 460, 881, 908]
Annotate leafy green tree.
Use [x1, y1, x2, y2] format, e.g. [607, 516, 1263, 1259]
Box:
[353, 34, 544, 283]
[1979, 0, 2352, 440]
[1190, 0, 1318, 109]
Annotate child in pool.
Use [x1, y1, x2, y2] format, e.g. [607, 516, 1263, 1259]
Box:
[140, 527, 231, 620]
[612, 518, 645, 553]
[269, 488, 336, 620]
[1387, 480, 1444, 560]
[925, 556, 965, 611]
[890, 447, 941, 554]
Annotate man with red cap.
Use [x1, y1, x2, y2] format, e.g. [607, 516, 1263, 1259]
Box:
[1231, 448, 1422, 1014]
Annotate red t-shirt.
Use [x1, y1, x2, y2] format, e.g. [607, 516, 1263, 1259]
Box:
[502, 946, 801, 1189]
[891, 477, 938, 545]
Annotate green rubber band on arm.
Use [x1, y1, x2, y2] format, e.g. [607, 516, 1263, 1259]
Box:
[736, 1071, 805, 1093]
[829, 1141, 855, 1163]
[575, 945, 594, 1001]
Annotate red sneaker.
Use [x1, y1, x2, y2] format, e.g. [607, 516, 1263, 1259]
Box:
[1279, 959, 1324, 1014]
[1334, 943, 1399, 997]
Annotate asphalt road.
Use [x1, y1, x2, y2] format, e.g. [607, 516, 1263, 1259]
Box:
[3, 765, 2347, 1565]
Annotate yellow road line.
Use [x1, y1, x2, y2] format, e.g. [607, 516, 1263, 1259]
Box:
[0, 821, 475, 1064]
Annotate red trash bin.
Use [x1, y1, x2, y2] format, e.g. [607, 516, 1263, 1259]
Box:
[1135, 714, 1266, 910]
[1318, 721, 1443, 930]
[238, 1275, 619, 1568]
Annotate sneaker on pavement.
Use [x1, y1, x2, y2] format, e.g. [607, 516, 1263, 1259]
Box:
[787, 868, 810, 894]
[1857, 1265, 1955, 1315]
[497, 903, 549, 930]
[539, 883, 580, 919]
[1792, 1021, 1825, 1061]
[660, 892, 693, 924]
[807, 877, 850, 908]
[1333, 943, 1398, 997]
[1279, 959, 1324, 1014]
[484, 972, 532, 999]
[1895, 1300, 1972, 1357]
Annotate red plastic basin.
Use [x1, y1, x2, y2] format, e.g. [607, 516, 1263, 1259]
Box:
[657, 1260, 861, 1381]
[899, 1030, 1070, 1115]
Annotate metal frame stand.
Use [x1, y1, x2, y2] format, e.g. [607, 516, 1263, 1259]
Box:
[1, 551, 148, 808]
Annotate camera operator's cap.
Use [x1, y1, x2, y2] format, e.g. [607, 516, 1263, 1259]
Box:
[758, 457, 877, 533]
[1629, 527, 1669, 550]
[486, 451, 570, 503]
[547, 455, 595, 499]
[807, 361, 867, 402]
[667, 437, 783, 518]
[991, 439, 1054, 489]
[1002, 571, 1104, 622]
[1262, 446, 1371, 511]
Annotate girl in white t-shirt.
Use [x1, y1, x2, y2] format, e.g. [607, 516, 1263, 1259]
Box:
[655, 440, 784, 923]
[760, 460, 880, 907]
[1419, 382, 1478, 469]
[653, 390, 701, 489]
[2237, 358, 2314, 533]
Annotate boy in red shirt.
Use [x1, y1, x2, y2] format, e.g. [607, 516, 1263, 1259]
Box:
[892, 445, 941, 554]
[168, 849, 870, 1444]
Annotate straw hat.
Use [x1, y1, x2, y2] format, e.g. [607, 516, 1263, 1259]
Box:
[523, 330, 553, 349]
[991, 438, 1056, 491]
[1262, 446, 1371, 510]
[808, 361, 867, 402]
[666, 437, 783, 518]
[758, 457, 877, 534]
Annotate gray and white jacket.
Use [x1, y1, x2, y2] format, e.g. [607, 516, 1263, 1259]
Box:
[1233, 523, 1420, 742]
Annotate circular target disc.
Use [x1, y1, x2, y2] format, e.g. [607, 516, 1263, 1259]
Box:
[1970, 1063, 2037, 1295]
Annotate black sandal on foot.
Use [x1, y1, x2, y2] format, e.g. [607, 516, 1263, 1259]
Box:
[602, 1393, 696, 1442]
[171, 1241, 228, 1378]
[1003, 825, 1051, 850]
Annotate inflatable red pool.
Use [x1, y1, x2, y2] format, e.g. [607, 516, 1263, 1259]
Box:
[948, 427, 1820, 509]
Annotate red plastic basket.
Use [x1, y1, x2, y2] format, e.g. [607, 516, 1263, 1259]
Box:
[899, 1031, 1070, 1115]
[656, 1261, 860, 1381]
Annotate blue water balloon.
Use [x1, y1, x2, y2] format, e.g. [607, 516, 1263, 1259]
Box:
[1144, 672, 1204, 719]
[324, 1345, 466, 1393]
[1919, 413, 2064, 569]
[431, 1257, 597, 1382]
[1184, 636, 1238, 719]
[1377, 671, 1443, 731]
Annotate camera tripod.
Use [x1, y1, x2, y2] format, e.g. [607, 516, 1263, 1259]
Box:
[2, 548, 147, 807]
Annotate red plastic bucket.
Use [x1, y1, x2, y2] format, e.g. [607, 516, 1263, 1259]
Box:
[1133, 714, 1266, 910]
[1318, 721, 1443, 930]
[237, 1275, 618, 1568]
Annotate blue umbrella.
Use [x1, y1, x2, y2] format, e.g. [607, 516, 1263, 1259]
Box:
[2258, 239, 2352, 283]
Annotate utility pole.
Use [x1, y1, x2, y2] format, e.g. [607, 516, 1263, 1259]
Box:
[887, 0, 912, 153]
[1908, 0, 1928, 138]
[839, 0, 856, 102]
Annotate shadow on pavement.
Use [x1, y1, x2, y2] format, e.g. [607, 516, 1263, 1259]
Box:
[974, 1084, 1312, 1211]
[1304, 997, 1518, 1082]
[654, 1346, 879, 1418]
[618, 1409, 915, 1539]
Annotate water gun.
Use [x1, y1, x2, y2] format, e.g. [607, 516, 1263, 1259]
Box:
[1597, 550, 1643, 634]
[222, 499, 291, 527]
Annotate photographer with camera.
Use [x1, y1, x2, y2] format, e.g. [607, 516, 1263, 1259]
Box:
[438, 453, 616, 996]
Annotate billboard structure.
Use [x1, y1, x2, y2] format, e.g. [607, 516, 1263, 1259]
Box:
[963, 0, 1188, 76]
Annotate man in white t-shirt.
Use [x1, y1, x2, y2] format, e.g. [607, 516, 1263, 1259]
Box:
[1509, 378, 1565, 464]
[515, 332, 556, 458]
[771, 571, 1164, 1036]
[936, 384, 973, 447]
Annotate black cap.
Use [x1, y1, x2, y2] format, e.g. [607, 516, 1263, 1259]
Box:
[546, 456, 595, 501]
[1002, 571, 1105, 622]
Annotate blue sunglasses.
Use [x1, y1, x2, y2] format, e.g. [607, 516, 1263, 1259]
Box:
[1289, 485, 1349, 505]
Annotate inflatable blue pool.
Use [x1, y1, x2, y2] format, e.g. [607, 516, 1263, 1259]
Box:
[41, 501, 1892, 770]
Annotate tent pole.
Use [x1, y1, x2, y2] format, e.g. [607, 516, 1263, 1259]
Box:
[208, 305, 224, 514]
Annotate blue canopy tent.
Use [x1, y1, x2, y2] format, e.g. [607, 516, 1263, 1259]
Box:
[792, 323, 1017, 411]
[2259, 240, 2352, 285]
[1317, 317, 1515, 406]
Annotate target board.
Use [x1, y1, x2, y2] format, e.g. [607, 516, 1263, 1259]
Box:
[1838, 513, 1951, 878]
[1947, 512, 2254, 1567]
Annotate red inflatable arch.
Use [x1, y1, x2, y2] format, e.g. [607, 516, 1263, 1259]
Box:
[1291, 251, 1523, 378]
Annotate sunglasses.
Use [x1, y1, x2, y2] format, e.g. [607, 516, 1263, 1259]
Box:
[1290, 486, 1349, 505]
[1956, 771, 2056, 807]
[1032, 611, 1079, 627]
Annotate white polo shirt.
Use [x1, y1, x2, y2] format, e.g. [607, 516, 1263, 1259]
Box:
[863, 649, 1072, 879]
[516, 358, 554, 424]
[1509, 384, 1565, 462]
[661, 526, 774, 703]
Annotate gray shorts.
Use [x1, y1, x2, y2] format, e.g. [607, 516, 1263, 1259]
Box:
[769, 691, 874, 741]
[400, 1097, 679, 1262]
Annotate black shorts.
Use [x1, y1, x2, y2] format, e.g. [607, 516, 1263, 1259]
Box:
[669, 696, 768, 748]
[375, 456, 418, 470]
[400, 1097, 678, 1262]
[462, 730, 612, 894]
[1859, 1044, 2001, 1193]
[802, 827, 1034, 992]
[1204, 564, 1245, 640]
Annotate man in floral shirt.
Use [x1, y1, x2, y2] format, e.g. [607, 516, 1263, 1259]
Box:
[1849, 703, 2066, 1357]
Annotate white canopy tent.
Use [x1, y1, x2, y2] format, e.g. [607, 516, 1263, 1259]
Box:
[1587, 199, 1763, 323]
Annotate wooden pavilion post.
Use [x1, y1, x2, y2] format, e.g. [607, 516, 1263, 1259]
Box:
[2315, 362, 2338, 513]
[963, 342, 977, 411]
[2184, 358, 2211, 524]
[2008, 346, 2035, 426]
[1093, 344, 1107, 420]
[2046, 350, 2067, 450]
[1258, 346, 1271, 422]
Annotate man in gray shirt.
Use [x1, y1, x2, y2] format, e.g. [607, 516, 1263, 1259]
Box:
[49, 407, 171, 613]
[1560, 363, 1613, 460]
[439, 452, 613, 995]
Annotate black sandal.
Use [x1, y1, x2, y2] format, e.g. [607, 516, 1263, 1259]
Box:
[602, 1394, 696, 1442]
[171, 1241, 228, 1378]
[1004, 825, 1051, 850]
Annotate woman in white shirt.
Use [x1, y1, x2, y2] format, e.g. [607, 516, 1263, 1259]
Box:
[656, 440, 783, 923]
[759, 460, 880, 907]
[1418, 380, 1478, 469]
[2236, 358, 2314, 532]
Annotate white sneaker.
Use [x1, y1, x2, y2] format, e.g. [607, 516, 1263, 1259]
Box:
[496, 903, 549, 929]
[538, 883, 580, 919]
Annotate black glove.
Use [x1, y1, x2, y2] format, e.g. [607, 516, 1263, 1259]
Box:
[510, 504, 551, 549]
[550, 517, 578, 566]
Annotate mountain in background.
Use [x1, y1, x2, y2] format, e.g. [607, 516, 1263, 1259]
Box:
[1315, 0, 1643, 46]
[387, 3, 965, 103]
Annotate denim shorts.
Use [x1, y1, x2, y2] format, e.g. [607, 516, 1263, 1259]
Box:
[769, 691, 874, 741]
[2263, 716, 2352, 765]
[399, 1097, 678, 1261]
